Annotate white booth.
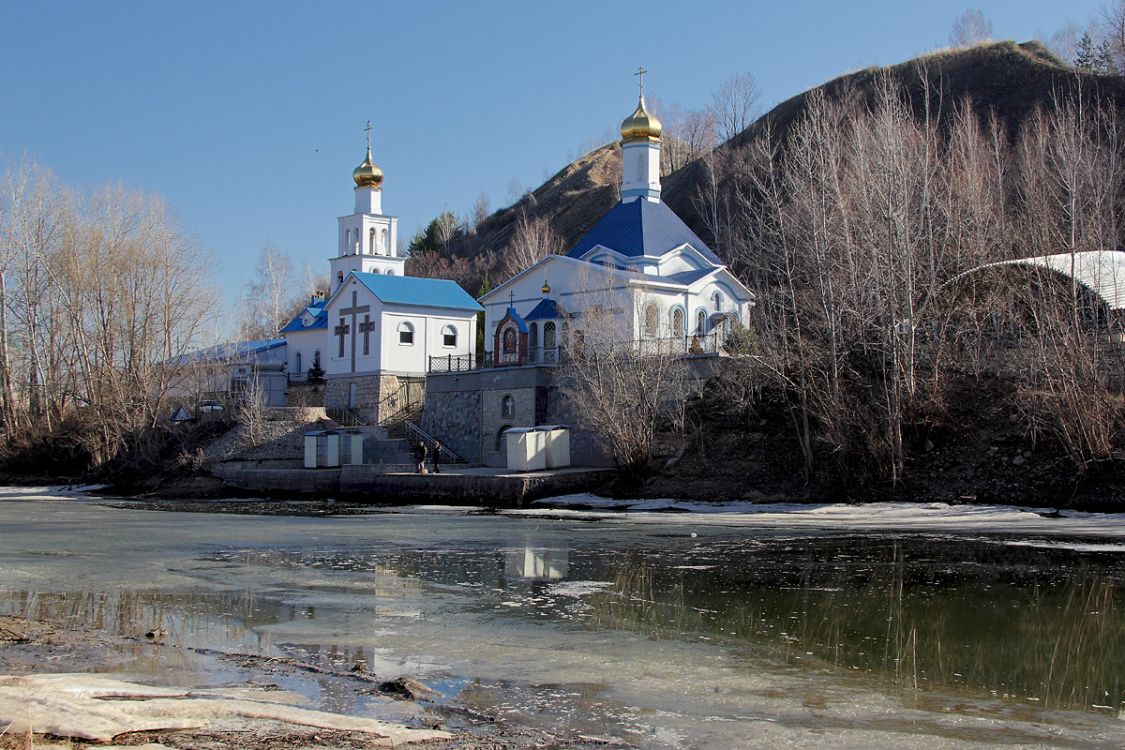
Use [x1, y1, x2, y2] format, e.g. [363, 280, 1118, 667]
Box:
[304, 431, 341, 468]
[505, 426, 570, 472]
[505, 427, 547, 472]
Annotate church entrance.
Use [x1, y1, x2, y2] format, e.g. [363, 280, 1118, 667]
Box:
[347, 383, 357, 409]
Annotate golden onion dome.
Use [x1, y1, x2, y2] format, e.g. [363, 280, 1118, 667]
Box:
[620, 95, 662, 142]
[352, 147, 384, 188]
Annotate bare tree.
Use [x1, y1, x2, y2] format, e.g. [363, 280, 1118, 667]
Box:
[710, 72, 761, 143]
[238, 245, 297, 340]
[1099, 1, 1125, 72]
[495, 211, 562, 283]
[471, 192, 491, 232]
[949, 9, 993, 47]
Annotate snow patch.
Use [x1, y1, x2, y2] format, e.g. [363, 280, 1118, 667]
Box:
[547, 580, 614, 598]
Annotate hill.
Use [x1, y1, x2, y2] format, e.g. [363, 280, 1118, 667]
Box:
[429, 40, 1125, 282]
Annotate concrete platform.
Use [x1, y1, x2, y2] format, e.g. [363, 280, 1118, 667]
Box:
[210, 460, 612, 507]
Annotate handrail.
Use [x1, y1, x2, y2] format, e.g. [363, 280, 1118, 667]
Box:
[328, 406, 367, 426]
[403, 421, 463, 463]
[374, 378, 424, 425]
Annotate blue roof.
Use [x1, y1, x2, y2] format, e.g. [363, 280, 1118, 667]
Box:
[666, 268, 718, 286]
[165, 338, 286, 366]
[524, 298, 572, 321]
[279, 298, 327, 334]
[502, 307, 528, 332]
[351, 272, 482, 312]
[567, 199, 722, 265]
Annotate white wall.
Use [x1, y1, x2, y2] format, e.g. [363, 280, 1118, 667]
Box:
[285, 329, 324, 380]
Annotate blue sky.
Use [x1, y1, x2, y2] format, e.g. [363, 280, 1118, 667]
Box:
[0, 1, 1101, 331]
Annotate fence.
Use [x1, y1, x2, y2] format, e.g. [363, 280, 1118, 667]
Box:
[427, 332, 728, 374]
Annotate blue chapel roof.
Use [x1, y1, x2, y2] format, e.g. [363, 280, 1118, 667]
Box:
[279, 298, 328, 334]
[524, 298, 572, 321]
[665, 268, 718, 286]
[351, 272, 483, 312]
[566, 199, 723, 265]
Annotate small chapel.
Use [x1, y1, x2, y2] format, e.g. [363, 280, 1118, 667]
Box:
[478, 71, 755, 365]
[280, 125, 481, 423]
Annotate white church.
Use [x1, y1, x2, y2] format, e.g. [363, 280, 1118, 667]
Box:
[280, 127, 481, 423]
[479, 74, 755, 365]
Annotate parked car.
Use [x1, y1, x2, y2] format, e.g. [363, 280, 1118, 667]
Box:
[199, 400, 225, 414]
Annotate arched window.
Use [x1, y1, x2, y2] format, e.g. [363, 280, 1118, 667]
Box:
[543, 321, 556, 349]
[671, 307, 685, 338]
[397, 321, 415, 345]
[696, 309, 708, 335]
[643, 304, 659, 337]
[336, 271, 344, 286]
[713, 291, 724, 312]
[344, 229, 350, 251]
[369, 227, 376, 255]
[386, 270, 394, 276]
[442, 324, 457, 348]
[561, 322, 570, 350]
[372, 268, 381, 274]
[528, 322, 538, 353]
[381, 229, 389, 254]
[495, 426, 510, 452]
[295, 352, 302, 374]
[354, 227, 361, 254]
[313, 350, 321, 368]
[501, 395, 515, 418]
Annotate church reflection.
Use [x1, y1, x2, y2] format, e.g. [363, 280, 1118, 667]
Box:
[504, 547, 569, 580]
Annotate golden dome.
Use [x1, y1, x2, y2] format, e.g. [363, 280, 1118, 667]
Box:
[352, 146, 384, 188]
[620, 96, 662, 142]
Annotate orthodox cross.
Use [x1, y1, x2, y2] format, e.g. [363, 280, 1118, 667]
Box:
[339, 290, 371, 373]
[359, 314, 377, 356]
[509, 291, 515, 308]
[634, 66, 647, 97]
[364, 120, 373, 151]
[334, 319, 349, 358]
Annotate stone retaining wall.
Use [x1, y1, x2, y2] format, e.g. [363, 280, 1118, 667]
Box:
[210, 459, 611, 507]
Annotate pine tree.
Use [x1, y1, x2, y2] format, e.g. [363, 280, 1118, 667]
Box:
[1075, 32, 1098, 71]
[1097, 40, 1119, 75]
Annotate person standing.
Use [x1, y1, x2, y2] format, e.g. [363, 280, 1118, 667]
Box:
[414, 440, 428, 474]
[432, 440, 442, 474]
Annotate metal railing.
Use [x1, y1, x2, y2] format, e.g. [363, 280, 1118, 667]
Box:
[403, 421, 464, 463]
[427, 332, 728, 373]
[327, 406, 368, 426]
[375, 378, 425, 425]
[428, 353, 478, 373]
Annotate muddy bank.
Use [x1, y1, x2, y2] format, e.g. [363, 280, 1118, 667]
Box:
[0, 616, 618, 750]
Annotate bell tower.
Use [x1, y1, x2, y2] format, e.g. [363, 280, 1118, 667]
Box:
[331, 121, 405, 294]
[619, 66, 663, 203]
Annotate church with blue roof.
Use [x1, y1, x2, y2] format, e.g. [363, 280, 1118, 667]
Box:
[479, 78, 755, 365]
[279, 130, 481, 422]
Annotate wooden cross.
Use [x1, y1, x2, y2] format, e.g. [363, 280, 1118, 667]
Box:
[359, 315, 377, 356]
[634, 65, 647, 96]
[339, 290, 371, 373]
[364, 120, 373, 151]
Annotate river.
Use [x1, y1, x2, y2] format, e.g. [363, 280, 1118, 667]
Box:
[1, 488, 1122, 748]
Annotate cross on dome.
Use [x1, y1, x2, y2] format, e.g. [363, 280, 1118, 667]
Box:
[634, 65, 647, 97]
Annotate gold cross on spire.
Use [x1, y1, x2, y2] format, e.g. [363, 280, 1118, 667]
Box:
[364, 120, 373, 151]
[634, 66, 648, 97]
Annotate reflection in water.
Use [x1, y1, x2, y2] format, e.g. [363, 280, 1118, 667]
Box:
[504, 547, 568, 580]
[5, 533, 1121, 718]
[583, 538, 1123, 713]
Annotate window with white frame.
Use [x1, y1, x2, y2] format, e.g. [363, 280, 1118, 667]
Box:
[442, 324, 457, 348]
[398, 321, 415, 345]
